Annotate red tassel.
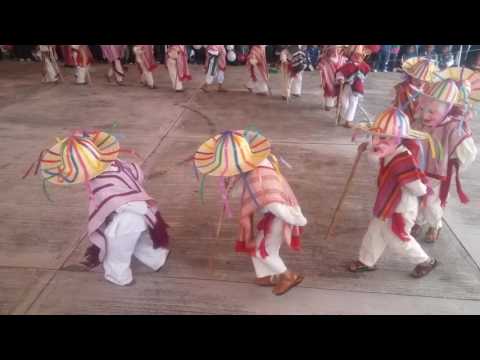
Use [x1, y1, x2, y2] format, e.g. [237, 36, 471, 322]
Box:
[235, 240, 247, 252]
[391, 213, 410, 241]
[258, 237, 268, 259]
[455, 160, 469, 204]
[290, 235, 301, 250]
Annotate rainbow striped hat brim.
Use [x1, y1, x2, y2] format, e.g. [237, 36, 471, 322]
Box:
[40, 131, 120, 185]
[194, 130, 271, 177]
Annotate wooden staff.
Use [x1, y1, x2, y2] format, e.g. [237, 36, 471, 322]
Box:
[209, 204, 226, 274]
[335, 81, 345, 125]
[324, 146, 365, 241]
[208, 177, 236, 274]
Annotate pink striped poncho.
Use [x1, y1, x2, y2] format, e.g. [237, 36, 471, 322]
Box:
[318, 53, 347, 97]
[101, 45, 127, 63]
[87, 159, 169, 261]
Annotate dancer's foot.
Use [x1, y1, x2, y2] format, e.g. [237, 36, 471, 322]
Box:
[272, 271, 304, 296]
[411, 258, 438, 278]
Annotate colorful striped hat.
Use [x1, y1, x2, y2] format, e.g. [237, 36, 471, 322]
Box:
[420, 79, 462, 106]
[434, 66, 480, 104]
[402, 57, 438, 82]
[194, 130, 271, 177]
[39, 131, 120, 185]
[357, 106, 431, 141]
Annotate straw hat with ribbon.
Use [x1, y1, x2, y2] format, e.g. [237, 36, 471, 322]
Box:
[39, 131, 120, 186]
[402, 57, 439, 83]
[419, 78, 464, 107]
[23, 128, 141, 201]
[355, 106, 440, 160]
[433, 66, 480, 105]
[194, 129, 272, 177]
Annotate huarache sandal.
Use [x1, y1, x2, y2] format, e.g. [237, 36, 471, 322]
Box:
[348, 260, 377, 273]
[411, 258, 438, 278]
[273, 271, 304, 296]
[255, 274, 279, 287]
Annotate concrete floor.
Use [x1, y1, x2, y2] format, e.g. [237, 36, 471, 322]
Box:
[1, 61, 479, 314]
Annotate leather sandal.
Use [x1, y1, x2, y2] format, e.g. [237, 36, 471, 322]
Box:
[348, 260, 377, 273]
[411, 258, 438, 278]
[255, 274, 279, 287]
[272, 271, 304, 296]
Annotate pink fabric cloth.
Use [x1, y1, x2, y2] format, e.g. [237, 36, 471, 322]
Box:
[166, 45, 192, 81]
[101, 45, 127, 63]
[87, 160, 161, 258]
[247, 45, 269, 82]
[135, 45, 157, 72]
[318, 54, 346, 97]
[420, 117, 472, 180]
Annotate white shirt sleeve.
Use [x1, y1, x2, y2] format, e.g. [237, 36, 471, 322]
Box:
[263, 203, 307, 226]
[455, 137, 477, 172]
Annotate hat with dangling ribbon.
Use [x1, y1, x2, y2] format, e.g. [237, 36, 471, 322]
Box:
[433, 66, 480, 105]
[402, 57, 439, 82]
[355, 106, 441, 160]
[38, 131, 120, 186]
[194, 129, 271, 177]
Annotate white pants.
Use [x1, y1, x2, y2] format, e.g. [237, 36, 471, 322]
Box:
[140, 70, 154, 88]
[103, 210, 169, 286]
[251, 216, 288, 278]
[340, 84, 360, 122]
[359, 217, 430, 267]
[43, 57, 58, 83]
[325, 96, 336, 108]
[75, 66, 89, 84]
[206, 69, 224, 85]
[108, 59, 125, 83]
[246, 65, 269, 94]
[166, 58, 183, 90]
[282, 69, 303, 98]
[416, 179, 443, 230]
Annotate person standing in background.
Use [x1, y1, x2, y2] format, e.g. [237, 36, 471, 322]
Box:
[420, 45, 439, 66]
[374, 45, 391, 72]
[14, 45, 36, 62]
[389, 45, 401, 71]
[400, 45, 419, 66]
[101, 45, 128, 85]
[61, 45, 75, 67]
[437, 45, 454, 70]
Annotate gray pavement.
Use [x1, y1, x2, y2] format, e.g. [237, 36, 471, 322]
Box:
[0, 61, 479, 314]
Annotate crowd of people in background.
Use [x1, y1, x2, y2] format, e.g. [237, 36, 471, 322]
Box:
[2, 45, 479, 74]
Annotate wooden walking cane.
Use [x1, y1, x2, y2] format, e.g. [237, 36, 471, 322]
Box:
[323, 146, 365, 242]
[335, 81, 345, 125]
[209, 204, 226, 274]
[208, 177, 235, 274]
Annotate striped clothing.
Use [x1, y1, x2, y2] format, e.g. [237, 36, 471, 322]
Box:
[166, 45, 192, 81]
[205, 45, 227, 74]
[134, 45, 157, 72]
[393, 80, 419, 123]
[100, 45, 126, 63]
[247, 45, 269, 82]
[373, 148, 426, 220]
[238, 165, 303, 254]
[87, 160, 168, 261]
[318, 54, 347, 97]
